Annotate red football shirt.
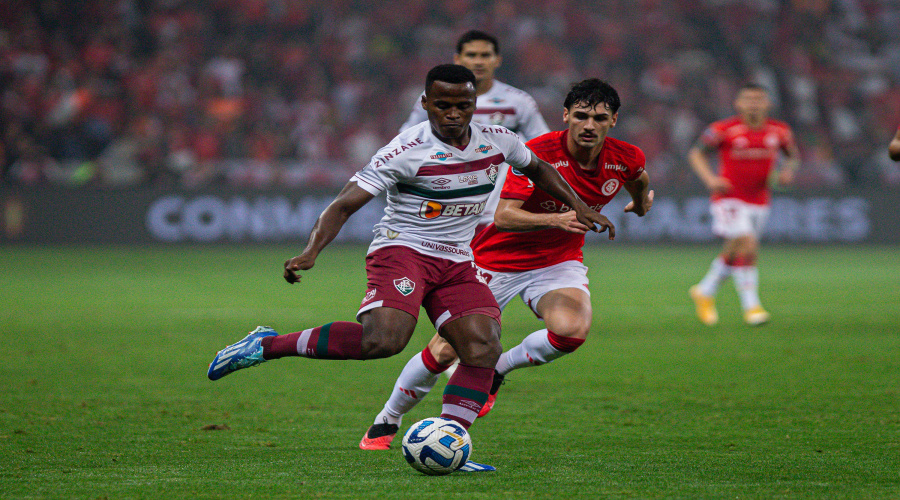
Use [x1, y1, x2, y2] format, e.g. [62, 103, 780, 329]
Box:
[472, 130, 645, 272]
[701, 116, 795, 205]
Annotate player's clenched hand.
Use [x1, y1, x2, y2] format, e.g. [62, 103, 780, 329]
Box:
[283, 253, 316, 284]
[554, 210, 591, 234]
[573, 204, 615, 240]
[624, 189, 655, 216]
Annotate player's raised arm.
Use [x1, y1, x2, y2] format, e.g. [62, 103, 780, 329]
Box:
[514, 151, 615, 239]
[283, 181, 374, 284]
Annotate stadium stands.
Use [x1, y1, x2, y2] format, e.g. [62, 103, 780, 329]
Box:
[2, 0, 899, 189]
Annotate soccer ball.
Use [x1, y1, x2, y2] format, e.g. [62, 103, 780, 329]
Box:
[400, 417, 471, 475]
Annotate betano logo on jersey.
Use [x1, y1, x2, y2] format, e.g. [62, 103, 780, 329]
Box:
[418, 200, 487, 219]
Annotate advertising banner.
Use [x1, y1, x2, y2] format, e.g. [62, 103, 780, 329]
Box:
[1, 187, 896, 245]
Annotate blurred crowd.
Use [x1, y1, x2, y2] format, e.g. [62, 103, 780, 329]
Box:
[2, 0, 900, 190]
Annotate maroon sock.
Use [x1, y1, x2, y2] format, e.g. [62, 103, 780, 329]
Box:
[262, 322, 364, 360]
[441, 363, 493, 429]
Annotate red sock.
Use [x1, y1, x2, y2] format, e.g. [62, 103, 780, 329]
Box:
[262, 322, 364, 360]
[441, 363, 492, 429]
[421, 347, 453, 374]
[547, 330, 585, 353]
[731, 254, 756, 266]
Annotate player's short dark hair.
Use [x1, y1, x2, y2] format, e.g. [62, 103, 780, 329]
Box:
[456, 30, 500, 55]
[564, 78, 621, 114]
[425, 64, 476, 93]
[738, 82, 768, 94]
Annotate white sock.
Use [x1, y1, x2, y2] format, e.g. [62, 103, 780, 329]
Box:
[732, 265, 761, 310]
[697, 256, 730, 296]
[374, 351, 440, 426]
[442, 360, 459, 378]
[496, 329, 565, 376]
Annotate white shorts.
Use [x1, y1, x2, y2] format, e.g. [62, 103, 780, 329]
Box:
[710, 199, 770, 239]
[479, 260, 590, 318]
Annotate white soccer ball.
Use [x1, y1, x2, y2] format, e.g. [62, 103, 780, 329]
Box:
[400, 417, 472, 475]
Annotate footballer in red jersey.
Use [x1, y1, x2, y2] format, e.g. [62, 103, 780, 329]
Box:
[362, 79, 653, 449]
[688, 83, 799, 327]
[472, 130, 644, 272]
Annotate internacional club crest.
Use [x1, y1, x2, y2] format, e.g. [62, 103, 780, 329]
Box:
[393, 277, 416, 296]
[487, 164, 500, 184]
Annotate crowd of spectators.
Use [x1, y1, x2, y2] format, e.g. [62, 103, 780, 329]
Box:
[2, 0, 900, 190]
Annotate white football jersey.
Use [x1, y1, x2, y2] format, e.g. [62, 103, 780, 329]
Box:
[352, 121, 533, 262]
[400, 80, 550, 226]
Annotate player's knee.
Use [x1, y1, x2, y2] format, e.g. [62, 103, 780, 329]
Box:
[548, 313, 592, 341]
[565, 320, 591, 341]
[467, 334, 502, 367]
[452, 332, 501, 368]
[359, 326, 408, 359]
[430, 341, 458, 365]
[359, 334, 405, 359]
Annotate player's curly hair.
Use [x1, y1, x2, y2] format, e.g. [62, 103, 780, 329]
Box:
[564, 79, 621, 114]
[425, 64, 476, 93]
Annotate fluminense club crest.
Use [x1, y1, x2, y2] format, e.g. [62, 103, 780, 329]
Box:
[487, 164, 500, 184]
[393, 277, 416, 296]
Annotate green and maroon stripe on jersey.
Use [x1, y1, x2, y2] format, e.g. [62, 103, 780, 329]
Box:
[415, 153, 505, 177]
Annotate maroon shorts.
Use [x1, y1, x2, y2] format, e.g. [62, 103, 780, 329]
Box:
[357, 245, 501, 331]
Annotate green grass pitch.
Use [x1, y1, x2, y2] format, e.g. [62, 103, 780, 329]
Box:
[1, 244, 898, 499]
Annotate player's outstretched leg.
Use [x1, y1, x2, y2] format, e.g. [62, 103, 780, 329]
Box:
[207, 326, 279, 381]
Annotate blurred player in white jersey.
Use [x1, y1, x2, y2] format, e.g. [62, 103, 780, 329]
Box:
[360, 79, 653, 452]
[401, 30, 550, 226]
[207, 65, 613, 472]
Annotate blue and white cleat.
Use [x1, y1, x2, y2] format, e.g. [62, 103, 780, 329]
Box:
[458, 460, 496, 472]
[207, 326, 279, 381]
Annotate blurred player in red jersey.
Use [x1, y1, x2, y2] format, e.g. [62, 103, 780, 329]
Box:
[360, 79, 653, 450]
[888, 127, 900, 161]
[688, 83, 799, 326]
